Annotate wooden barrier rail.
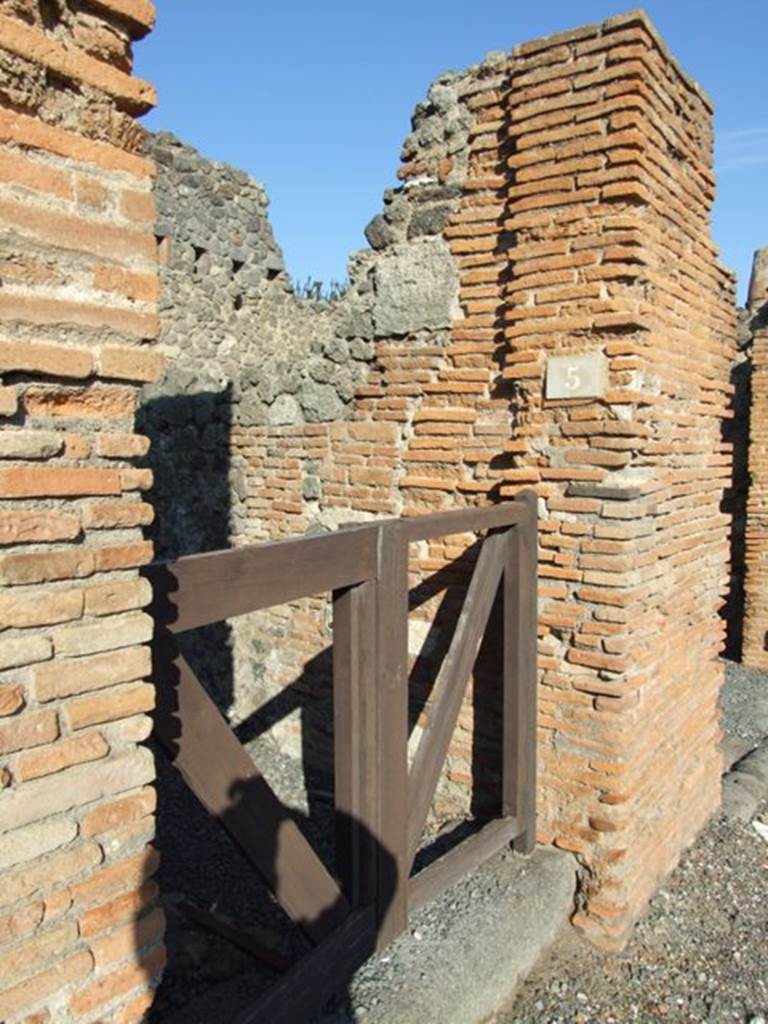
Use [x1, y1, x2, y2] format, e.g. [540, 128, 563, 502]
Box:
[144, 491, 538, 1023]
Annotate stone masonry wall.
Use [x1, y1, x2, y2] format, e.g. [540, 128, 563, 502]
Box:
[148, 11, 736, 953]
[0, 3, 164, 1022]
[743, 248, 768, 669]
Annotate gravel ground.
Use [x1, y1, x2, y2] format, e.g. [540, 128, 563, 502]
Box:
[721, 659, 768, 768]
[494, 799, 768, 1024]
[149, 733, 334, 1022]
[495, 659, 768, 1024]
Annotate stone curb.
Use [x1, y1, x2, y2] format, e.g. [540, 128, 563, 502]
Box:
[721, 738, 768, 821]
[316, 846, 576, 1024]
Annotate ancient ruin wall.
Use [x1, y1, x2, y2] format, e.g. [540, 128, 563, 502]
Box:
[743, 248, 768, 669]
[497, 15, 737, 945]
[149, 12, 737, 951]
[0, 2, 164, 1021]
[142, 132, 378, 558]
[0, 4, 741, 1019]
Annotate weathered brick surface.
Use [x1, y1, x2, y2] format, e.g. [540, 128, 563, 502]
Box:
[148, 9, 735, 962]
[0, 4, 741, 1019]
[743, 319, 768, 669]
[0, 1, 161, 1018]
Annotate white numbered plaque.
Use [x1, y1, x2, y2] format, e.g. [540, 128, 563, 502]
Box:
[545, 351, 607, 400]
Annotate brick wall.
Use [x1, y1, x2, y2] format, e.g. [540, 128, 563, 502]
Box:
[0, 2, 164, 1021]
[145, 12, 736, 958]
[0, 5, 738, 1016]
[497, 13, 736, 947]
[743, 248, 768, 669]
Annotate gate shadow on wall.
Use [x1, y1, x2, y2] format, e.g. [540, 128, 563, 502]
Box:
[137, 388, 511, 1021]
[137, 385, 275, 1020]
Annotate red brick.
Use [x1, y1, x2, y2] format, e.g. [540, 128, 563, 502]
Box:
[0, 547, 94, 585]
[0, 683, 26, 716]
[0, 708, 59, 754]
[23, 385, 137, 419]
[0, 14, 155, 110]
[94, 432, 151, 458]
[80, 788, 157, 837]
[98, 346, 165, 383]
[1, 920, 79, 983]
[0, 293, 158, 340]
[66, 682, 155, 729]
[69, 944, 164, 1015]
[14, 731, 110, 782]
[0, 950, 93, 1021]
[93, 265, 160, 303]
[0, 149, 73, 200]
[0, 841, 102, 908]
[119, 189, 155, 223]
[0, 510, 81, 545]
[71, 847, 159, 910]
[0, 197, 155, 264]
[0, 466, 120, 498]
[92, 540, 154, 572]
[90, 906, 164, 967]
[0, 109, 153, 178]
[34, 645, 151, 701]
[0, 340, 93, 379]
[80, 0, 157, 36]
[82, 499, 154, 528]
[84, 577, 153, 616]
[78, 879, 158, 937]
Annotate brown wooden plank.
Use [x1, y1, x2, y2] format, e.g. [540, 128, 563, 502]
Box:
[152, 637, 350, 942]
[144, 523, 379, 633]
[408, 816, 521, 912]
[374, 520, 410, 948]
[333, 580, 378, 906]
[406, 531, 506, 864]
[402, 501, 524, 543]
[503, 490, 538, 853]
[235, 906, 377, 1024]
[178, 901, 291, 972]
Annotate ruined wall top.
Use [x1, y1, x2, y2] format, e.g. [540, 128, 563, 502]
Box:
[748, 248, 768, 311]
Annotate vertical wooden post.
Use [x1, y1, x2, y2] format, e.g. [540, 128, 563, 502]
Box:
[503, 490, 538, 853]
[374, 520, 409, 947]
[333, 579, 378, 907]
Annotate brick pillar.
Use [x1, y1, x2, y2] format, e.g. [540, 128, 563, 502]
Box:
[0, 3, 164, 1022]
[500, 12, 736, 947]
[744, 302, 768, 670]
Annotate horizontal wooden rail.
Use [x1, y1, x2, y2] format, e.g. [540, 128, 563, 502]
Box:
[402, 502, 526, 543]
[144, 522, 380, 632]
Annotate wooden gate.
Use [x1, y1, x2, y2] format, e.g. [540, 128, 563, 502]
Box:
[144, 491, 538, 1022]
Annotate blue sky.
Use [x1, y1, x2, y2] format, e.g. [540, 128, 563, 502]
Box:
[135, 1, 767, 302]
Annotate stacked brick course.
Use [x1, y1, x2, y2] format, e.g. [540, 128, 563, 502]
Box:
[743, 248, 768, 669]
[497, 13, 736, 946]
[150, 12, 736, 954]
[0, 4, 740, 1018]
[0, 2, 164, 1021]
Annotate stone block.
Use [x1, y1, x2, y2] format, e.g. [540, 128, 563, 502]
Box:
[373, 238, 459, 336]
